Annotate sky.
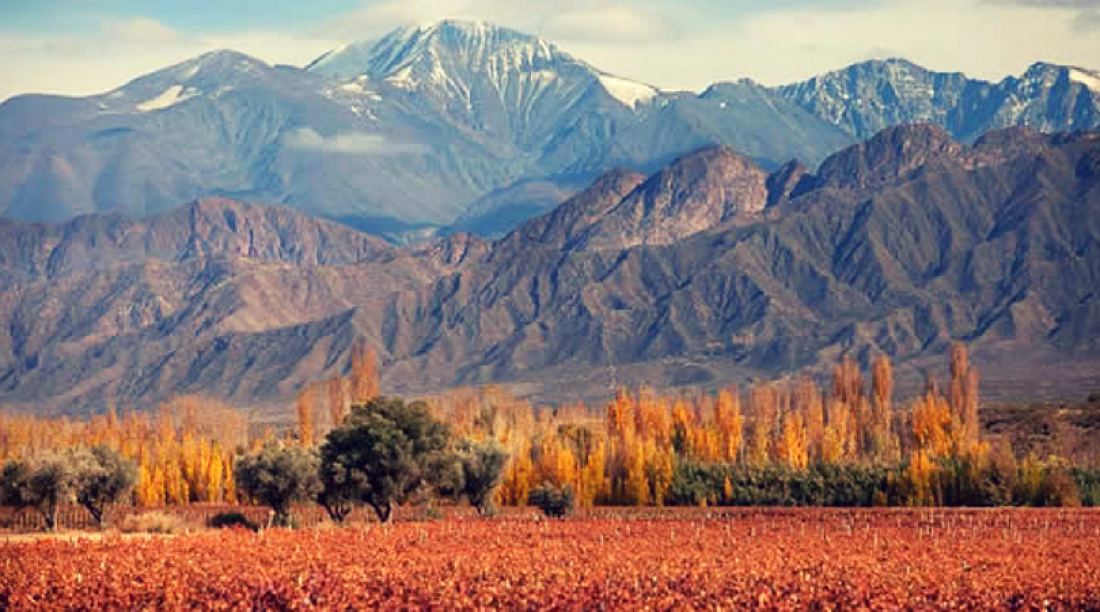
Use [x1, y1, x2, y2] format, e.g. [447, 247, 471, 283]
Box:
[2, 0, 1100, 102]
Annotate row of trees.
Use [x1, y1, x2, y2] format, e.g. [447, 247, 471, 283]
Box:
[419, 344, 1094, 508]
[0, 446, 137, 530]
[458, 347, 988, 508]
[0, 396, 247, 507]
[0, 342, 385, 509]
[3, 343, 1097, 523]
[0, 397, 510, 530]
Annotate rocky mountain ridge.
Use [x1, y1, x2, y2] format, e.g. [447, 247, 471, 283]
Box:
[1, 124, 1097, 415]
[777, 58, 1100, 141]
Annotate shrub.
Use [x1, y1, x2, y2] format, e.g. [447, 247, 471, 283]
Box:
[529, 482, 575, 518]
[1073, 469, 1100, 507]
[208, 512, 257, 531]
[422, 502, 444, 521]
[119, 511, 190, 534]
[1038, 465, 1080, 507]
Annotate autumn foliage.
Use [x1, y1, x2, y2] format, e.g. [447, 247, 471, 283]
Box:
[2, 342, 1097, 518]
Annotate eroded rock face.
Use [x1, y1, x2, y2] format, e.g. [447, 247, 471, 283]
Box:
[813, 124, 964, 191]
[575, 147, 770, 251]
[0, 197, 392, 283]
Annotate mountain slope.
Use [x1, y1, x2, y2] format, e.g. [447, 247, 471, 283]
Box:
[0, 20, 852, 235]
[0, 197, 392, 283]
[0, 49, 511, 226]
[3, 127, 1097, 415]
[0, 198, 479, 414]
[373, 126, 1100, 401]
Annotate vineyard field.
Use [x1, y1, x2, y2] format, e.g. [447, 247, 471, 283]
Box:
[3, 508, 1099, 609]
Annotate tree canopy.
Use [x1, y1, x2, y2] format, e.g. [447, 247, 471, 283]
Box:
[1, 453, 80, 531]
[319, 397, 452, 522]
[235, 442, 320, 527]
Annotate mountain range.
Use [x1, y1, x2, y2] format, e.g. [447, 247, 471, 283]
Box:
[1, 123, 1098, 415]
[2, 20, 1099, 243]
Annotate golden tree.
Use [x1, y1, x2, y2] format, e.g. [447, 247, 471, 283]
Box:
[326, 378, 349, 428]
[795, 377, 825, 463]
[349, 340, 380, 404]
[948, 342, 981, 448]
[869, 355, 898, 461]
[296, 384, 319, 447]
[778, 410, 809, 470]
[747, 383, 777, 467]
[714, 388, 744, 463]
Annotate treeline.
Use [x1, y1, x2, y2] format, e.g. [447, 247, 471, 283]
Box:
[0, 341, 382, 508]
[416, 344, 1097, 508]
[1, 397, 507, 530]
[2, 343, 1098, 519]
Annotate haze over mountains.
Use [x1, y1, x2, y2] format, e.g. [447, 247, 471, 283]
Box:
[1, 20, 1099, 243]
[1, 122, 1098, 415]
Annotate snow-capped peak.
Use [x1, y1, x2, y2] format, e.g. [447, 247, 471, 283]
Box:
[308, 20, 660, 112]
[306, 20, 563, 82]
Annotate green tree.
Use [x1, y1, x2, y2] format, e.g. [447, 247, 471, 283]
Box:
[448, 439, 509, 515]
[317, 456, 358, 524]
[73, 445, 138, 528]
[0, 453, 78, 532]
[235, 442, 320, 527]
[319, 397, 452, 523]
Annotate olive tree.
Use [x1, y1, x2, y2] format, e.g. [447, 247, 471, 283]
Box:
[72, 445, 137, 528]
[0, 453, 79, 532]
[447, 439, 509, 515]
[319, 397, 451, 523]
[235, 442, 320, 527]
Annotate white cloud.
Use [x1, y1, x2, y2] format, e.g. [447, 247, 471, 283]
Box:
[0, 17, 337, 102]
[311, 0, 682, 45]
[541, 4, 676, 43]
[282, 128, 428, 155]
[553, 0, 1100, 90]
[105, 17, 184, 46]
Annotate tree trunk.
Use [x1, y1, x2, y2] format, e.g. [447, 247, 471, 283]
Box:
[85, 503, 104, 529]
[44, 503, 58, 532]
[372, 500, 394, 524]
[269, 505, 284, 528]
[322, 500, 350, 524]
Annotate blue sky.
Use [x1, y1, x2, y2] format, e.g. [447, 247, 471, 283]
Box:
[2, 0, 1099, 102]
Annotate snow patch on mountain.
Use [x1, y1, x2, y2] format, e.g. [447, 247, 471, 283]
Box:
[386, 66, 416, 89]
[136, 85, 200, 112]
[598, 74, 658, 109]
[1069, 68, 1100, 91]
